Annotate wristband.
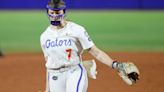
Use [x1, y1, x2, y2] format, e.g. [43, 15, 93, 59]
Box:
[112, 61, 118, 69]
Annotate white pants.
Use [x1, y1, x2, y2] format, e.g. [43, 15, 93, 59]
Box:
[47, 64, 88, 92]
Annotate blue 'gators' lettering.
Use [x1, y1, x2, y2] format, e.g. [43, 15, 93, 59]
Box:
[46, 38, 71, 48]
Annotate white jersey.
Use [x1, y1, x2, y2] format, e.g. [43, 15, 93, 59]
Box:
[40, 21, 94, 69]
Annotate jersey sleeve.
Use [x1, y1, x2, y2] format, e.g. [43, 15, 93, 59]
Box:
[40, 36, 48, 62]
[78, 27, 94, 50]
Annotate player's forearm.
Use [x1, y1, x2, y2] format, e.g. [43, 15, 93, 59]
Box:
[89, 46, 114, 68]
[95, 50, 114, 68]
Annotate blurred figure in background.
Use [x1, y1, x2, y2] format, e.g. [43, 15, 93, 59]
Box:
[0, 43, 4, 57]
[0, 49, 4, 57]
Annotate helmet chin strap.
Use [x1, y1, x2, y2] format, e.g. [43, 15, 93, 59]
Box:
[48, 13, 65, 26]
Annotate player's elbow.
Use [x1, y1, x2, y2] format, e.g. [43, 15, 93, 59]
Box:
[88, 45, 101, 58]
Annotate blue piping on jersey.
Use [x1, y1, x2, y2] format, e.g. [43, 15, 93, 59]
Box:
[76, 64, 83, 92]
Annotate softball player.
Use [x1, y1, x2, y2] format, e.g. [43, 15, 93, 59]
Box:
[40, 0, 140, 92]
[0, 48, 3, 57]
[0, 51, 3, 57]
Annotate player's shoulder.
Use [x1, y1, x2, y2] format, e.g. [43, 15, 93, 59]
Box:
[68, 21, 86, 31]
[40, 26, 51, 39]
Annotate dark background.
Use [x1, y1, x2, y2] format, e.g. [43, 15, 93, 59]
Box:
[0, 0, 164, 9]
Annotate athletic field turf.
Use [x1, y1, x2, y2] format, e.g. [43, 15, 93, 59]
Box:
[0, 10, 164, 53]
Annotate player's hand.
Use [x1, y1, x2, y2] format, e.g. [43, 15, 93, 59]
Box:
[116, 62, 140, 85]
[82, 59, 97, 79]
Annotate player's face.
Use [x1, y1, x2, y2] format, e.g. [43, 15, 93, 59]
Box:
[48, 9, 65, 21]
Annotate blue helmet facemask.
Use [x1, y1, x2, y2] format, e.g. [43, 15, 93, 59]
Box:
[47, 13, 65, 26]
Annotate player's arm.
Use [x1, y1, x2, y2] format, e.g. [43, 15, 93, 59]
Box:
[88, 45, 115, 69]
[82, 45, 114, 80]
[77, 27, 139, 85]
[88, 45, 140, 85]
[40, 37, 50, 92]
[40, 36, 48, 62]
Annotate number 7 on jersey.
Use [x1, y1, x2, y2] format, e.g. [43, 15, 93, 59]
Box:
[66, 49, 72, 60]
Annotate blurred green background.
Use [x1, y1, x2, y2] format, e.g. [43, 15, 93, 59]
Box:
[0, 10, 164, 53]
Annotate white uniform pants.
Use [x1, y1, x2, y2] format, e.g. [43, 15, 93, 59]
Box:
[47, 64, 88, 92]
